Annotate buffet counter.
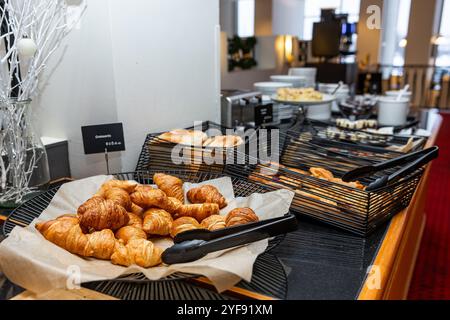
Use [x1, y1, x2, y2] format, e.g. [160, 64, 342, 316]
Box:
[0, 112, 442, 300]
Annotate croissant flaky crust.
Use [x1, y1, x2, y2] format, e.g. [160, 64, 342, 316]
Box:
[78, 199, 129, 232]
[111, 238, 162, 268]
[200, 215, 226, 231]
[170, 217, 201, 238]
[77, 196, 104, 216]
[176, 203, 219, 222]
[143, 208, 173, 236]
[127, 212, 143, 229]
[96, 180, 138, 197]
[225, 208, 259, 227]
[130, 189, 182, 215]
[153, 173, 184, 202]
[115, 226, 147, 244]
[36, 216, 117, 260]
[187, 185, 227, 209]
[104, 187, 132, 210]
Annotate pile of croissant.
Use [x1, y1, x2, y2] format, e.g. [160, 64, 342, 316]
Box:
[35, 173, 259, 268]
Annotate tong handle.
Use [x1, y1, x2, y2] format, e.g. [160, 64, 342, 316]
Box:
[342, 146, 438, 182]
[173, 215, 292, 243]
[162, 214, 298, 265]
[366, 146, 439, 191]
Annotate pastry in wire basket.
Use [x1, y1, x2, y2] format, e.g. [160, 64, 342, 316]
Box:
[170, 216, 201, 238]
[225, 208, 259, 227]
[157, 129, 207, 146]
[142, 208, 173, 236]
[203, 135, 244, 148]
[200, 215, 226, 231]
[187, 184, 227, 209]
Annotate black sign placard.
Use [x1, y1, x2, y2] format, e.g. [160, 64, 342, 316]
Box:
[81, 123, 125, 155]
[254, 104, 273, 126]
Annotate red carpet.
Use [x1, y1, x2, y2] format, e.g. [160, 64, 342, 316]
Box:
[408, 113, 450, 300]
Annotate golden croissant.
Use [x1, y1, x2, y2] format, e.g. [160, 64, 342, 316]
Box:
[77, 196, 104, 216]
[176, 203, 219, 222]
[225, 208, 259, 227]
[135, 184, 154, 193]
[35, 215, 117, 260]
[104, 187, 132, 210]
[153, 173, 184, 202]
[142, 208, 173, 236]
[115, 226, 147, 244]
[111, 238, 162, 268]
[130, 189, 168, 209]
[170, 217, 201, 238]
[130, 203, 145, 217]
[78, 198, 129, 232]
[96, 179, 138, 197]
[200, 215, 226, 231]
[130, 189, 181, 215]
[127, 212, 143, 229]
[187, 185, 227, 209]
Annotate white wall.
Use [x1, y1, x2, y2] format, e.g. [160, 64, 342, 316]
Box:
[35, 0, 220, 177]
[35, 0, 121, 178]
[108, 0, 220, 171]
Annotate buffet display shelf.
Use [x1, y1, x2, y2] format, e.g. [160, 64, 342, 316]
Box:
[0, 112, 442, 300]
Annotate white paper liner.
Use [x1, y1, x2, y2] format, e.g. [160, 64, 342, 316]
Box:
[0, 175, 294, 294]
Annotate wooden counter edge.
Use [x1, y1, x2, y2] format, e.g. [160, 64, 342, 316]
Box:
[11, 287, 117, 300]
[358, 114, 442, 300]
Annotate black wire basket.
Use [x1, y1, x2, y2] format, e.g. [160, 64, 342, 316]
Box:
[2, 170, 289, 299]
[135, 121, 255, 173]
[291, 118, 426, 153]
[225, 128, 425, 236]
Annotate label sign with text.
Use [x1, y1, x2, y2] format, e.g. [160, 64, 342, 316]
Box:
[254, 104, 273, 126]
[81, 123, 125, 154]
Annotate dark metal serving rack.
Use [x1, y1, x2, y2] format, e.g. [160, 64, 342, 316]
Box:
[2, 170, 289, 300]
[225, 123, 426, 236]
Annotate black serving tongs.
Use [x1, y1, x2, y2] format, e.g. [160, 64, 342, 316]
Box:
[341, 146, 439, 191]
[162, 214, 298, 265]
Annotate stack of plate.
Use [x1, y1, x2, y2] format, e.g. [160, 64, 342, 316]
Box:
[253, 82, 292, 96]
[288, 68, 317, 88]
[270, 75, 306, 88]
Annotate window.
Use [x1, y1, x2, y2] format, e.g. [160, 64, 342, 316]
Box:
[435, 0, 450, 67]
[302, 0, 360, 40]
[392, 0, 411, 66]
[236, 0, 255, 38]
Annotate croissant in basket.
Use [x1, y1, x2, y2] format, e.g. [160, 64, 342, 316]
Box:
[36, 215, 117, 260]
[142, 208, 173, 236]
[153, 173, 184, 202]
[111, 238, 162, 268]
[225, 208, 259, 227]
[170, 217, 201, 238]
[158, 129, 207, 146]
[78, 198, 129, 233]
[200, 215, 226, 231]
[95, 180, 138, 197]
[176, 203, 220, 222]
[187, 185, 227, 209]
[104, 187, 132, 210]
[203, 135, 244, 148]
[115, 226, 147, 244]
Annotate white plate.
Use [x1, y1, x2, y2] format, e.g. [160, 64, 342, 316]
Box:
[271, 93, 336, 106]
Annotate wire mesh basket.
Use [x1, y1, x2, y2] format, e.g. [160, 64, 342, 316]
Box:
[290, 118, 426, 153]
[225, 128, 425, 236]
[135, 121, 253, 173]
[2, 170, 288, 298]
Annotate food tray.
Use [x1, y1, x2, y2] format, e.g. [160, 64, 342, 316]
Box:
[225, 129, 425, 236]
[2, 170, 288, 298]
[294, 119, 426, 152]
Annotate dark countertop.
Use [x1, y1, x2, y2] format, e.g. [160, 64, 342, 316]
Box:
[0, 109, 436, 300]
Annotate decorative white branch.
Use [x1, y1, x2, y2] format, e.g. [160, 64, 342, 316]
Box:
[0, 0, 86, 204]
